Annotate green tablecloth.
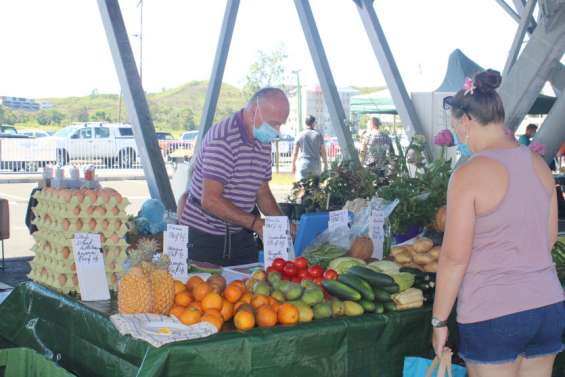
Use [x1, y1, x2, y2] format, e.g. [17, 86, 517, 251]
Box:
[0, 282, 437, 377]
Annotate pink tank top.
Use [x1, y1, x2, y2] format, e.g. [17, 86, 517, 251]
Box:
[457, 146, 564, 324]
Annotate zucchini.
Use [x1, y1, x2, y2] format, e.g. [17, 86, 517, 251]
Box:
[384, 302, 397, 312]
[322, 280, 362, 301]
[373, 288, 392, 302]
[382, 283, 400, 294]
[348, 266, 395, 288]
[360, 300, 376, 312]
[375, 302, 385, 314]
[338, 274, 375, 301]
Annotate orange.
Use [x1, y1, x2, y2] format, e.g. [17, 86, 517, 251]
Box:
[277, 303, 299, 326]
[201, 292, 223, 311]
[186, 275, 204, 291]
[174, 280, 187, 295]
[251, 294, 270, 309]
[188, 302, 203, 312]
[229, 280, 245, 292]
[193, 282, 211, 302]
[169, 305, 185, 319]
[240, 292, 252, 304]
[203, 308, 223, 319]
[174, 291, 192, 307]
[179, 307, 201, 325]
[269, 300, 281, 314]
[223, 285, 243, 304]
[234, 309, 255, 331]
[220, 300, 234, 321]
[201, 313, 224, 331]
[256, 305, 277, 328]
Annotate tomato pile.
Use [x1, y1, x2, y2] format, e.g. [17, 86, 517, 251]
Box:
[266, 257, 338, 285]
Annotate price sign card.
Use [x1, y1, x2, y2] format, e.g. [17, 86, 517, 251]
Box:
[73, 233, 110, 301]
[369, 209, 386, 260]
[263, 216, 290, 268]
[163, 224, 189, 282]
[328, 209, 349, 232]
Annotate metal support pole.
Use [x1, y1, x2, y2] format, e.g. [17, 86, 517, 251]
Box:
[294, 0, 359, 165]
[533, 92, 565, 163]
[549, 63, 565, 95]
[503, 0, 538, 76]
[495, 0, 522, 23]
[353, 0, 431, 160]
[97, 0, 176, 211]
[498, 5, 565, 131]
[511, 0, 538, 32]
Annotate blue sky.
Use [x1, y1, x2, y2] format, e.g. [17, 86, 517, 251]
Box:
[0, 0, 519, 98]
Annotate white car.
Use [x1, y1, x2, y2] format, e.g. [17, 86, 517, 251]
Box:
[49, 123, 138, 168]
[19, 129, 50, 138]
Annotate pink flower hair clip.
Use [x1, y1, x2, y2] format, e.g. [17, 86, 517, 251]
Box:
[463, 77, 475, 96]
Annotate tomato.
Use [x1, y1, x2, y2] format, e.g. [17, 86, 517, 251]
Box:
[323, 269, 338, 280]
[294, 257, 309, 270]
[313, 276, 323, 285]
[308, 265, 324, 278]
[272, 258, 286, 271]
[297, 269, 311, 280]
[283, 262, 298, 277]
[291, 276, 302, 283]
[266, 266, 277, 274]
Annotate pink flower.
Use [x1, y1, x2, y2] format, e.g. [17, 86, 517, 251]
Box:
[433, 129, 454, 147]
[463, 78, 475, 95]
[529, 141, 545, 156]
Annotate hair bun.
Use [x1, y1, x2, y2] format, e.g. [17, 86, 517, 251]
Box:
[474, 69, 502, 94]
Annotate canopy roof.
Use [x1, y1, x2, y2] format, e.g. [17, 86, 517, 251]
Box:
[350, 89, 397, 114]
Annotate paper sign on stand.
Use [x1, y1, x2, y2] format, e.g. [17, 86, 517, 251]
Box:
[263, 216, 292, 268]
[72, 233, 110, 301]
[328, 209, 349, 232]
[369, 208, 386, 260]
[163, 224, 189, 282]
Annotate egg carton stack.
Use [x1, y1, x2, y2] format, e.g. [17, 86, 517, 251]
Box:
[28, 187, 130, 294]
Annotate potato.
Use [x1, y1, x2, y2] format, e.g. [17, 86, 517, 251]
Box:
[428, 246, 440, 260]
[390, 246, 408, 257]
[394, 250, 413, 264]
[423, 261, 438, 272]
[412, 238, 434, 253]
[414, 253, 434, 265]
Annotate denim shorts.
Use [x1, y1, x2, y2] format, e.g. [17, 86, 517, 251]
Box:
[458, 302, 565, 364]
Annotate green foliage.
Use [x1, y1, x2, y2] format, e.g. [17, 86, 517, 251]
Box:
[243, 44, 289, 98]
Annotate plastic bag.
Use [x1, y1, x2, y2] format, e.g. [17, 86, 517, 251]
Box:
[305, 225, 351, 251]
[403, 356, 467, 377]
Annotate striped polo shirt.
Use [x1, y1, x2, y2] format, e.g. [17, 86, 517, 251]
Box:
[180, 109, 272, 235]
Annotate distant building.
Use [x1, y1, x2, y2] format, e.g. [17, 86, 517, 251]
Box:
[286, 86, 359, 137]
[0, 96, 52, 112]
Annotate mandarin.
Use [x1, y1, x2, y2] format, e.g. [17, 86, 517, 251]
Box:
[188, 302, 203, 312]
[251, 294, 270, 309]
[256, 305, 277, 328]
[186, 275, 204, 291]
[179, 307, 201, 325]
[229, 280, 245, 292]
[174, 291, 192, 307]
[223, 285, 243, 303]
[201, 292, 223, 311]
[174, 280, 187, 295]
[220, 300, 234, 321]
[201, 313, 224, 331]
[193, 282, 211, 302]
[169, 305, 185, 319]
[277, 303, 299, 325]
[234, 309, 255, 331]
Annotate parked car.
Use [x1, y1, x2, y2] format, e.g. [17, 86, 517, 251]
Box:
[49, 123, 138, 168]
[0, 124, 18, 135]
[181, 131, 199, 141]
[19, 129, 50, 138]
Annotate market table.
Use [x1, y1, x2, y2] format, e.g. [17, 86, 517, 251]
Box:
[0, 282, 438, 377]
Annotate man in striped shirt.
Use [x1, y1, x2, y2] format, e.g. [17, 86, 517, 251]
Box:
[179, 88, 290, 266]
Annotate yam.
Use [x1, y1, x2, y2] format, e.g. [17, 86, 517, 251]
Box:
[412, 238, 434, 253]
[423, 261, 438, 273]
[394, 251, 413, 264]
[413, 253, 434, 265]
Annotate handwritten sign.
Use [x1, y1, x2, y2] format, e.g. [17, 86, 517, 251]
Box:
[163, 224, 189, 282]
[72, 233, 110, 301]
[369, 209, 386, 260]
[328, 209, 349, 232]
[263, 216, 291, 268]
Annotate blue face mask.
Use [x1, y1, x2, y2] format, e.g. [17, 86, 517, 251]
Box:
[452, 130, 473, 157]
[252, 99, 280, 144]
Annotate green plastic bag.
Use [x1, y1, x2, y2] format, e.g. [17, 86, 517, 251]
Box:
[0, 348, 76, 377]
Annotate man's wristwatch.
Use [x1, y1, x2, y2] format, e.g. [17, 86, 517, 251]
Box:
[431, 317, 448, 328]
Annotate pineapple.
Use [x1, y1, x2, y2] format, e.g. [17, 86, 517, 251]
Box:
[150, 255, 175, 314]
[117, 266, 153, 314]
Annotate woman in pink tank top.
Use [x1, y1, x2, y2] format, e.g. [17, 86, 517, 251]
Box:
[432, 70, 564, 376]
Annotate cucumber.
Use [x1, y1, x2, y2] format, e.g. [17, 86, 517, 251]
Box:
[382, 283, 400, 294]
[399, 267, 426, 279]
[338, 274, 375, 301]
[322, 280, 362, 301]
[373, 288, 392, 302]
[375, 302, 385, 314]
[384, 302, 397, 312]
[348, 266, 395, 288]
[360, 300, 376, 312]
